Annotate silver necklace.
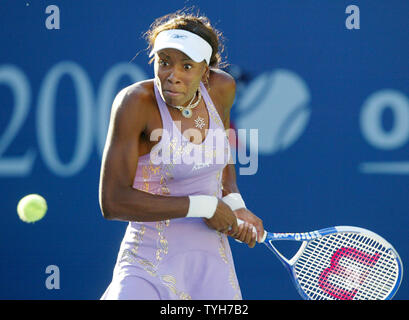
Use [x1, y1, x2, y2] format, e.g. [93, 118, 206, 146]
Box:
[172, 88, 202, 119]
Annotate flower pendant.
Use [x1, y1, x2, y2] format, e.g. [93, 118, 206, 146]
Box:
[194, 116, 206, 129]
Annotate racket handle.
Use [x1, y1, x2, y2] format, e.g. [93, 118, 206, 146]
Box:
[237, 218, 267, 243]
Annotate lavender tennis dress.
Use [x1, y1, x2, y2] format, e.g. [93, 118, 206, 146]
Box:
[100, 81, 242, 300]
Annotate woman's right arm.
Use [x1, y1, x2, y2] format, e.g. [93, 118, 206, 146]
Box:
[98, 84, 239, 234]
[98, 84, 190, 222]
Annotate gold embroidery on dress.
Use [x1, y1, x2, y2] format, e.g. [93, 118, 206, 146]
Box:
[207, 102, 223, 128]
[140, 161, 162, 193]
[169, 137, 177, 152]
[161, 275, 192, 300]
[141, 165, 150, 193]
[149, 164, 160, 175]
[160, 175, 170, 195]
[217, 232, 241, 299]
[155, 220, 191, 299]
[122, 219, 190, 299]
[155, 220, 169, 262]
[120, 224, 146, 264]
[137, 259, 157, 277]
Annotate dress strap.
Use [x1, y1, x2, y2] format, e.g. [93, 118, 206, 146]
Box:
[153, 80, 174, 134]
[200, 82, 225, 130]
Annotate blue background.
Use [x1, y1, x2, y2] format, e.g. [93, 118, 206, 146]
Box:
[0, 0, 408, 299]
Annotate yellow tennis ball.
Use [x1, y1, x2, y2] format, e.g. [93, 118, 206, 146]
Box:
[17, 194, 47, 223]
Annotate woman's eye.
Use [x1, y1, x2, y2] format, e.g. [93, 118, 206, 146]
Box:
[159, 60, 168, 66]
[184, 64, 192, 70]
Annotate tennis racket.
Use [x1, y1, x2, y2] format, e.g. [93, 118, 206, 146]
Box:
[237, 219, 403, 300]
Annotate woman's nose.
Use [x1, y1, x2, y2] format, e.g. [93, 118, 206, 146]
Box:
[167, 69, 182, 84]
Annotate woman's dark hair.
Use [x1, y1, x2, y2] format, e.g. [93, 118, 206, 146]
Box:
[144, 8, 226, 68]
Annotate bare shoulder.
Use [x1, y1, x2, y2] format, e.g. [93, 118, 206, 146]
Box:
[209, 68, 236, 94]
[110, 79, 155, 129]
[208, 68, 236, 114]
[112, 80, 154, 116]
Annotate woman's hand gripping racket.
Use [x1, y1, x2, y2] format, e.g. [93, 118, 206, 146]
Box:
[237, 219, 403, 300]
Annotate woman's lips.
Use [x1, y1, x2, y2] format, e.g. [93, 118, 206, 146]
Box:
[164, 90, 183, 97]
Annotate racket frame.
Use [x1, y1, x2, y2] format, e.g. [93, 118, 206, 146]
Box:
[263, 225, 403, 300]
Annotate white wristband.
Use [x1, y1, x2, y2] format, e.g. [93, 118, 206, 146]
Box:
[222, 193, 246, 211]
[186, 195, 218, 219]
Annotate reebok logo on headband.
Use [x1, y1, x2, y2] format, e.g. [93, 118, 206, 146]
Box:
[150, 29, 212, 65]
[171, 34, 187, 39]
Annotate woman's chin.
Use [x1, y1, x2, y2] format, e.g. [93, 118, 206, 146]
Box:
[164, 96, 184, 107]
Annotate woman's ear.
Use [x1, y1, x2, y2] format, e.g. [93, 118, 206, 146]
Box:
[202, 64, 210, 88]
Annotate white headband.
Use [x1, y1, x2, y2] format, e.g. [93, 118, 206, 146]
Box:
[149, 29, 212, 65]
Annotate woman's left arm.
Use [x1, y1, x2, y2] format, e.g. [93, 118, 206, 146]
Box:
[217, 71, 265, 247]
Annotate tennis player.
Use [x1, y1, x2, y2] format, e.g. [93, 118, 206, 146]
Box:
[99, 10, 264, 300]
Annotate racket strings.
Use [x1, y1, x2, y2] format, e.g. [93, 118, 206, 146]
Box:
[324, 234, 396, 300]
[293, 232, 399, 300]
